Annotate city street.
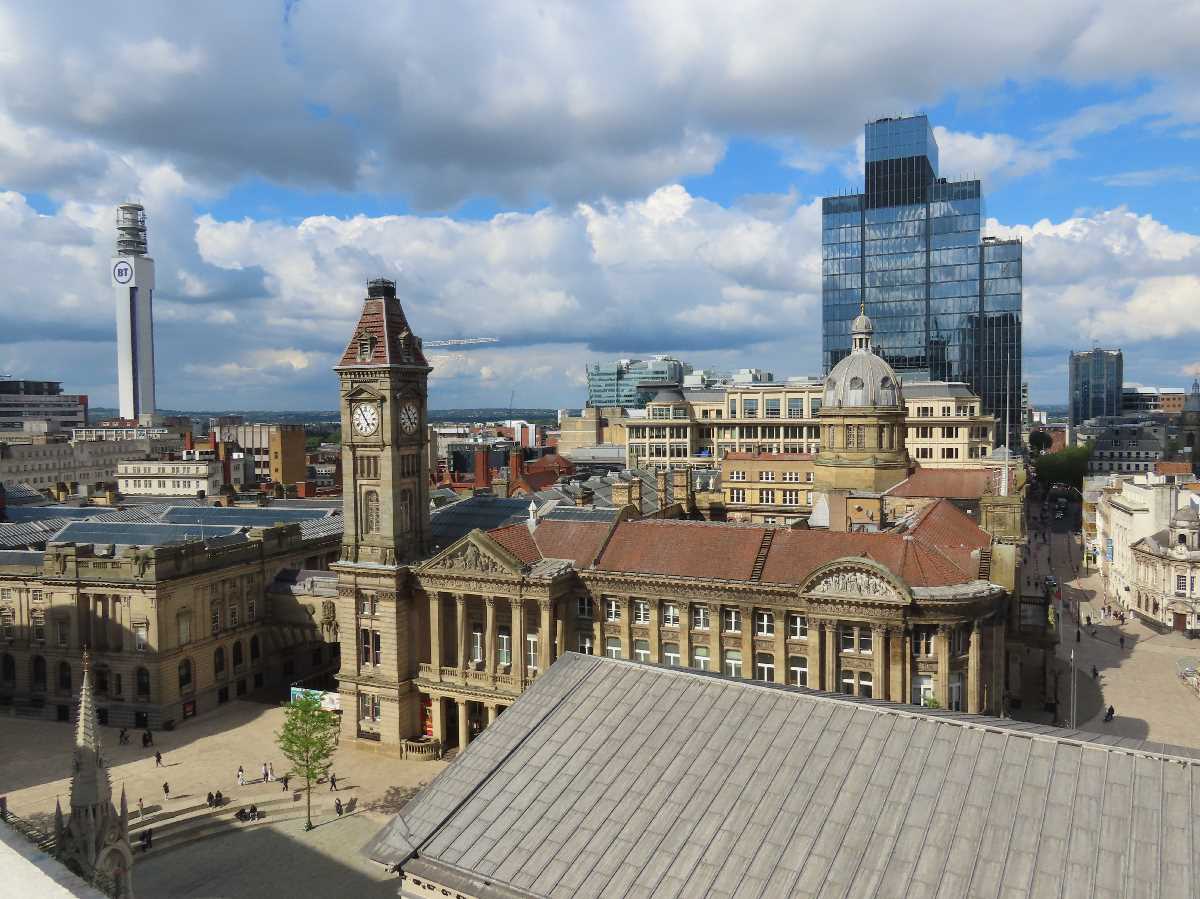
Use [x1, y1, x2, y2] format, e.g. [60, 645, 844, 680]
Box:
[1022, 496, 1200, 748]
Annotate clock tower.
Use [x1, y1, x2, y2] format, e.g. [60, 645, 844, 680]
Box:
[331, 277, 432, 752]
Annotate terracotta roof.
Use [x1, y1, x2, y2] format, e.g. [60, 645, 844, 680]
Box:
[1155, 461, 1193, 475]
[526, 454, 574, 475]
[592, 508, 988, 588]
[886, 466, 1007, 499]
[514, 469, 560, 492]
[487, 523, 540, 564]
[337, 293, 429, 368]
[722, 451, 814, 461]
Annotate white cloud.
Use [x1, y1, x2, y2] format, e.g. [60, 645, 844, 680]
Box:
[1095, 167, 1200, 188]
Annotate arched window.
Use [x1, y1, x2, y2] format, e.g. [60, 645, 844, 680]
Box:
[848, 377, 865, 405]
[399, 488, 414, 534]
[177, 609, 192, 645]
[1180, 534, 1188, 546]
[31, 656, 46, 691]
[881, 377, 892, 389]
[178, 658, 193, 690]
[250, 635, 261, 662]
[214, 646, 226, 675]
[136, 667, 151, 698]
[1, 653, 14, 684]
[363, 491, 381, 535]
[233, 640, 243, 667]
[58, 661, 71, 692]
[94, 665, 110, 694]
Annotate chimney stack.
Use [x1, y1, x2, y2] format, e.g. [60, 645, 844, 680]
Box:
[611, 481, 630, 509]
[630, 477, 643, 513]
[510, 448, 523, 482]
[474, 447, 492, 488]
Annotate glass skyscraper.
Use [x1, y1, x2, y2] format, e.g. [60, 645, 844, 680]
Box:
[822, 115, 1022, 449]
[1069, 348, 1123, 426]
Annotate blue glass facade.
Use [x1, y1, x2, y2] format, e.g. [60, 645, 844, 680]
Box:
[822, 115, 1022, 448]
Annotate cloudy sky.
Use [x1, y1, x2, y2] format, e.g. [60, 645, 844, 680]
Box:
[1, 2, 1198, 411]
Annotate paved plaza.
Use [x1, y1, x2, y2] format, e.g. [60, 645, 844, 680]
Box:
[1019, 507, 1200, 748]
[0, 697, 446, 896]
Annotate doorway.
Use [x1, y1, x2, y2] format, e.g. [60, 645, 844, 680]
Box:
[1175, 612, 1188, 633]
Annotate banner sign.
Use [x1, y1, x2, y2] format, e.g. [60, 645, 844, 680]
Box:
[289, 687, 341, 712]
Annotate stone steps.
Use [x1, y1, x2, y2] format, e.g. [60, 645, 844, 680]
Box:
[132, 795, 298, 838]
[140, 807, 311, 857]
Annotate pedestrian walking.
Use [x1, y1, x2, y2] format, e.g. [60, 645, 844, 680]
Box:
[329, 773, 337, 792]
[334, 798, 343, 816]
[1076, 629, 1081, 643]
[154, 750, 162, 767]
[1119, 635, 1126, 649]
[281, 774, 290, 792]
[237, 765, 245, 787]
[268, 762, 274, 782]
[162, 782, 170, 800]
[262, 762, 269, 783]
[145, 729, 154, 747]
[1092, 665, 1098, 679]
[137, 797, 144, 819]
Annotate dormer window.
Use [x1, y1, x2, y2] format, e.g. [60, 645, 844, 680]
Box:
[357, 333, 376, 362]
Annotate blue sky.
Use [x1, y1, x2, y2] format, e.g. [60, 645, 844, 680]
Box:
[0, 2, 1197, 411]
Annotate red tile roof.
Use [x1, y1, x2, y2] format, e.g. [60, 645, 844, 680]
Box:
[487, 519, 615, 569]
[1155, 461, 1192, 475]
[338, 294, 429, 368]
[487, 524, 540, 564]
[593, 521, 767, 581]
[887, 466, 1006, 499]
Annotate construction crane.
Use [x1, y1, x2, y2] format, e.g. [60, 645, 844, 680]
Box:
[422, 337, 499, 349]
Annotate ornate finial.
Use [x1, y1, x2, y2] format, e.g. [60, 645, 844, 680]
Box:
[860, 300, 866, 316]
[81, 646, 90, 674]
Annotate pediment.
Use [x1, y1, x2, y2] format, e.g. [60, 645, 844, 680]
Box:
[420, 530, 524, 577]
[343, 383, 385, 402]
[801, 557, 909, 603]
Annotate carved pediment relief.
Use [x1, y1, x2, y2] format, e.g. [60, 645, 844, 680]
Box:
[423, 532, 522, 577]
[803, 561, 906, 604]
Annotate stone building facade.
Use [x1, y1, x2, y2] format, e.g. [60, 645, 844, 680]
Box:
[1131, 503, 1200, 633]
[0, 522, 340, 728]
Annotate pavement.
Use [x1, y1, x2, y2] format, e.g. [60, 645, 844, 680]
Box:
[1019, 500, 1200, 749]
[0, 698, 445, 842]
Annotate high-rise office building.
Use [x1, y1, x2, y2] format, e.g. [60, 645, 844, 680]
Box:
[1069, 348, 1123, 426]
[585, 355, 692, 408]
[822, 115, 1022, 449]
[112, 203, 156, 420]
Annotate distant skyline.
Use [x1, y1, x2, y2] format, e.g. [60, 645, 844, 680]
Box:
[0, 3, 1197, 411]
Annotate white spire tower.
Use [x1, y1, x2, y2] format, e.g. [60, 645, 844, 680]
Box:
[112, 203, 156, 421]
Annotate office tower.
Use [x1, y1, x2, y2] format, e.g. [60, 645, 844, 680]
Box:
[585, 355, 692, 408]
[821, 115, 1023, 449]
[111, 203, 156, 420]
[1069, 348, 1123, 426]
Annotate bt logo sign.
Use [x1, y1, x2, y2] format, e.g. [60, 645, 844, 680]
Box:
[113, 261, 134, 284]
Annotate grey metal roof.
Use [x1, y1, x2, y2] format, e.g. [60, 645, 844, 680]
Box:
[2, 505, 105, 523]
[429, 495, 530, 551]
[542, 506, 621, 523]
[369, 654, 1200, 899]
[901, 381, 979, 400]
[51, 521, 241, 546]
[297, 517, 344, 540]
[159, 506, 332, 526]
[0, 550, 44, 567]
[1, 483, 45, 504]
[0, 517, 75, 549]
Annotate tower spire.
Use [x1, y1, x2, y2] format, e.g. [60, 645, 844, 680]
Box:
[70, 648, 111, 810]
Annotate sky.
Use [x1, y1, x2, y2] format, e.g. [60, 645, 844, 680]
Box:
[0, 2, 1198, 411]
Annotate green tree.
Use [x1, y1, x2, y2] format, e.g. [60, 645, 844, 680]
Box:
[1033, 444, 1091, 491]
[276, 692, 340, 830]
[1028, 430, 1052, 456]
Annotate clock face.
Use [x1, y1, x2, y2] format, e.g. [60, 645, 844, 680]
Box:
[352, 403, 380, 436]
[400, 402, 420, 435]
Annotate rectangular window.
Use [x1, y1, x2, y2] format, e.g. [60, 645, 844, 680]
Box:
[729, 470, 746, 481]
[787, 398, 803, 419]
[471, 628, 484, 663]
[498, 628, 512, 666]
[577, 596, 594, 619]
[360, 597, 372, 615]
[211, 603, 221, 635]
[949, 674, 963, 712]
[782, 471, 801, 482]
[31, 590, 42, 603]
[755, 652, 774, 682]
[57, 620, 69, 647]
[782, 490, 800, 505]
[663, 642, 680, 666]
[743, 400, 758, 419]
[633, 600, 650, 624]
[914, 627, 935, 656]
[841, 626, 855, 653]
[840, 670, 855, 695]
[0, 588, 9, 602]
[788, 613, 807, 639]
[755, 610, 774, 636]
[578, 633, 594, 655]
[692, 646, 710, 670]
[135, 623, 148, 652]
[692, 605, 710, 630]
[662, 603, 679, 626]
[788, 655, 807, 687]
[723, 607, 741, 633]
[247, 597, 255, 621]
[526, 633, 538, 670]
[373, 631, 381, 665]
[605, 637, 622, 659]
[729, 488, 746, 504]
[229, 602, 240, 628]
[358, 693, 381, 721]
[759, 489, 775, 504]
[605, 598, 621, 621]
[633, 639, 650, 663]
[765, 398, 780, 419]
[360, 628, 372, 665]
[724, 649, 743, 678]
[1178, 575, 1188, 594]
[859, 628, 872, 654]
[760, 470, 776, 482]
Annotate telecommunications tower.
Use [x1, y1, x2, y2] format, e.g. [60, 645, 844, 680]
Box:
[112, 203, 156, 420]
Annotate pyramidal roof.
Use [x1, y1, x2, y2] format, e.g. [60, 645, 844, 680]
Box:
[337, 278, 429, 369]
[70, 650, 112, 810]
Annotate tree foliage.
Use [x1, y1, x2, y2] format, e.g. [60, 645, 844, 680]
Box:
[276, 692, 340, 829]
[1033, 444, 1091, 491]
[1028, 430, 1052, 455]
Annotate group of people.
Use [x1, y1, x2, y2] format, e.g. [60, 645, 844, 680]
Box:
[235, 762, 277, 786]
[138, 828, 153, 853]
[206, 791, 224, 808]
[115, 727, 155, 747]
[235, 805, 262, 822]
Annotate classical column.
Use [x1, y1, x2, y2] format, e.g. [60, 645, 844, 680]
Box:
[510, 597, 526, 683]
[555, 606, 565, 661]
[455, 594, 468, 673]
[428, 593, 442, 678]
[430, 696, 446, 746]
[457, 700, 470, 748]
[484, 597, 497, 680]
[772, 611, 787, 685]
[486, 703, 497, 725]
[538, 600, 552, 673]
[678, 601, 691, 669]
[740, 605, 754, 679]
[812, 621, 825, 690]
[993, 620, 1007, 715]
[889, 627, 905, 702]
[967, 622, 982, 714]
[936, 625, 951, 707]
[871, 625, 887, 701]
[904, 629, 914, 704]
[824, 621, 838, 691]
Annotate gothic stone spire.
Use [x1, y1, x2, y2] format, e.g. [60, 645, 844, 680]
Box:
[70, 649, 111, 811]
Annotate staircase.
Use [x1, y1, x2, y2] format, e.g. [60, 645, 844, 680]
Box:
[131, 793, 314, 857]
[750, 530, 775, 582]
[977, 548, 993, 580]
